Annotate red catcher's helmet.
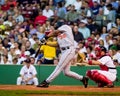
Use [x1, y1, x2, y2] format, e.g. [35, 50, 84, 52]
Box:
[95, 46, 106, 58]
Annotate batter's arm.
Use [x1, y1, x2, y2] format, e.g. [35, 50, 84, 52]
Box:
[47, 30, 65, 37]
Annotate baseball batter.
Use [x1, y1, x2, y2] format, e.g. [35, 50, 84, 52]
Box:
[83, 46, 117, 87]
[37, 24, 88, 88]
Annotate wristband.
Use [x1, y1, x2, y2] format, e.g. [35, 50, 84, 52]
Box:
[88, 60, 92, 65]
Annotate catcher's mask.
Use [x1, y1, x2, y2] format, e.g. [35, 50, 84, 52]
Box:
[95, 46, 106, 57]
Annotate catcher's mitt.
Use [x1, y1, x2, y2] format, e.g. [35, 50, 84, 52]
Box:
[77, 52, 86, 63]
[75, 52, 88, 66]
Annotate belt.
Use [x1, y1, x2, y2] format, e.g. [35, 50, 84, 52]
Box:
[109, 67, 116, 69]
[61, 46, 70, 50]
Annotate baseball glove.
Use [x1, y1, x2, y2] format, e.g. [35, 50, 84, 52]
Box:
[77, 52, 86, 63]
[76, 52, 88, 66]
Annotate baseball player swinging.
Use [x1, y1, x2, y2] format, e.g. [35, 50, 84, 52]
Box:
[37, 24, 88, 88]
[82, 46, 117, 88]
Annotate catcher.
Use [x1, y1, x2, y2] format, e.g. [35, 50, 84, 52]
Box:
[82, 46, 117, 88]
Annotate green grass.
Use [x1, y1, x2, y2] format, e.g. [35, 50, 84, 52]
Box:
[0, 90, 120, 96]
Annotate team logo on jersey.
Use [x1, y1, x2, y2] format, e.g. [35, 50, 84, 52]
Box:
[58, 33, 66, 39]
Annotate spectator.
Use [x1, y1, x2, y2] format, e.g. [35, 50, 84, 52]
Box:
[39, 37, 57, 64]
[36, 26, 45, 40]
[65, 5, 79, 22]
[34, 10, 47, 26]
[73, 25, 84, 43]
[9, 44, 16, 61]
[0, 55, 12, 64]
[21, 21, 30, 32]
[1, 1, 10, 11]
[99, 39, 104, 47]
[16, 58, 38, 85]
[87, 16, 99, 33]
[17, 34, 23, 45]
[107, 20, 116, 31]
[25, 40, 35, 56]
[3, 15, 13, 27]
[20, 45, 26, 58]
[42, 5, 54, 19]
[95, 8, 107, 27]
[25, 51, 31, 59]
[32, 37, 40, 51]
[109, 37, 120, 51]
[106, 3, 116, 23]
[14, 42, 21, 54]
[12, 57, 18, 64]
[80, 1, 92, 18]
[54, 2, 66, 22]
[43, 20, 54, 34]
[73, 0, 82, 11]
[48, 0, 56, 11]
[30, 57, 35, 64]
[0, 0, 5, 5]
[78, 19, 91, 39]
[2, 38, 11, 50]
[109, 45, 120, 65]
[36, 59, 42, 65]
[29, 24, 37, 35]
[90, 1, 102, 17]
[86, 45, 96, 60]
[77, 41, 86, 53]
[13, 10, 24, 23]
[110, 27, 119, 37]
[115, 17, 120, 32]
[65, 0, 76, 7]
[104, 35, 113, 50]
[7, 0, 17, 7]
[7, 4, 15, 16]
[29, 33, 37, 46]
[100, 26, 108, 40]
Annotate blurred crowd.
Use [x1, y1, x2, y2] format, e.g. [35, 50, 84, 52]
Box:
[0, 0, 120, 66]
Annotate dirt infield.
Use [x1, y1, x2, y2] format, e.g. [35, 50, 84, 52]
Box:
[0, 85, 120, 92]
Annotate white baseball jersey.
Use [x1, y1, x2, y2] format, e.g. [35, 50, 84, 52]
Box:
[17, 64, 38, 85]
[92, 55, 117, 82]
[20, 65, 37, 79]
[98, 56, 117, 75]
[57, 25, 74, 48]
[46, 25, 84, 83]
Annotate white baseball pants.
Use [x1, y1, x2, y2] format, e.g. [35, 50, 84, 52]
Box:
[17, 77, 38, 85]
[46, 47, 83, 83]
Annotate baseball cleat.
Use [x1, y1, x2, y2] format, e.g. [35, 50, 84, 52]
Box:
[37, 80, 49, 88]
[81, 76, 89, 88]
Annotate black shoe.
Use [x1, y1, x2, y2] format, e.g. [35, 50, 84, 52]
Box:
[81, 76, 89, 88]
[37, 80, 49, 88]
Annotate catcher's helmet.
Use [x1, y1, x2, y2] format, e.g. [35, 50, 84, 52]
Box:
[95, 46, 106, 58]
[95, 46, 106, 52]
[99, 46, 107, 52]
